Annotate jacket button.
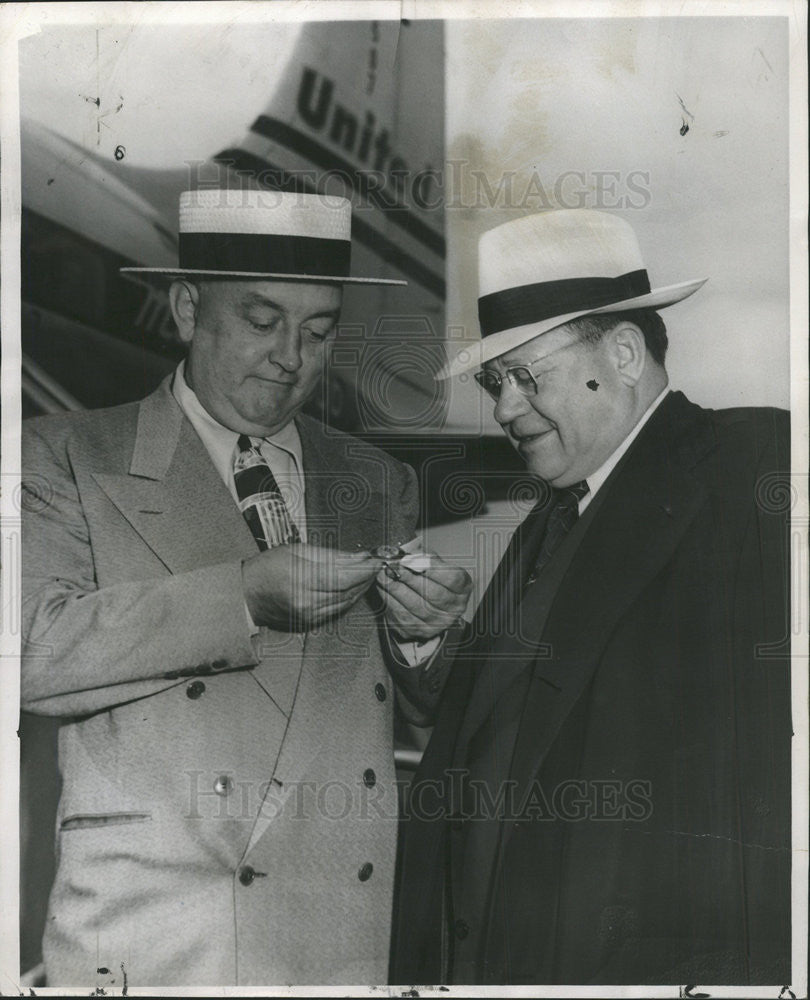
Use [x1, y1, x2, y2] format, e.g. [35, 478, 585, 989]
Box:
[213, 775, 233, 797]
[186, 680, 206, 699]
[238, 865, 256, 886]
[358, 862, 373, 882]
[455, 918, 470, 940]
[374, 683, 387, 702]
[363, 768, 376, 788]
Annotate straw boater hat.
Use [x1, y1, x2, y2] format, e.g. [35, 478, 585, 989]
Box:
[121, 188, 406, 286]
[439, 209, 707, 379]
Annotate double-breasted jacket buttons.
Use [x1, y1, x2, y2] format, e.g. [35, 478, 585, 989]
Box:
[238, 865, 267, 886]
[358, 862, 373, 882]
[363, 768, 376, 788]
[374, 682, 387, 702]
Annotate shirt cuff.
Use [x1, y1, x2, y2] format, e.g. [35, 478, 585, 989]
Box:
[245, 600, 260, 636]
[391, 634, 442, 668]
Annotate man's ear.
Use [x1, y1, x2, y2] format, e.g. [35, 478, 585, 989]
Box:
[610, 322, 646, 387]
[168, 281, 201, 346]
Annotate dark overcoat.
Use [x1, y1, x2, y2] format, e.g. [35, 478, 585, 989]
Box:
[392, 391, 791, 986]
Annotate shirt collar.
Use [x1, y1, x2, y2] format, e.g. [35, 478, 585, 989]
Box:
[171, 361, 304, 470]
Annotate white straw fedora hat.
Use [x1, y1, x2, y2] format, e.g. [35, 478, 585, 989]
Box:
[121, 189, 406, 286]
[439, 209, 707, 379]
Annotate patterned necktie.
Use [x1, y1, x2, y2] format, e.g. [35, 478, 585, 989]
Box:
[524, 479, 589, 587]
[233, 434, 301, 550]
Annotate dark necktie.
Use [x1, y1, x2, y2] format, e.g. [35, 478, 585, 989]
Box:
[233, 434, 301, 550]
[524, 479, 589, 587]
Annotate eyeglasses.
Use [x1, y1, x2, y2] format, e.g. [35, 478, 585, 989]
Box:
[473, 340, 583, 401]
[474, 362, 545, 400]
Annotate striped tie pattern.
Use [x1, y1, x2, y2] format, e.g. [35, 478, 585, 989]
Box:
[233, 434, 301, 550]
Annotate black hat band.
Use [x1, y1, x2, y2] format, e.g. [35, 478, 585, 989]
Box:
[478, 268, 651, 337]
[178, 232, 351, 276]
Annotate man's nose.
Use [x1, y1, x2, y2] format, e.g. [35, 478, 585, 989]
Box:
[493, 377, 531, 424]
[268, 326, 303, 373]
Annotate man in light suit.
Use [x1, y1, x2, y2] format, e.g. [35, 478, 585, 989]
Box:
[21, 189, 471, 987]
[392, 209, 791, 986]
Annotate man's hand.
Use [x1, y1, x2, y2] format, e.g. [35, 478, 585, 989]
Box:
[375, 553, 472, 642]
[242, 544, 382, 631]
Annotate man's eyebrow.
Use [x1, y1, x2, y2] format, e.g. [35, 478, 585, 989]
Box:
[504, 349, 563, 369]
[304, 308, 341, 322]
[239, 293, 340, 322]
[240, 292, 286, 312]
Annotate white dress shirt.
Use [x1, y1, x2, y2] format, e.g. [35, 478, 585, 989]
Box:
[580, 385, 669, 513]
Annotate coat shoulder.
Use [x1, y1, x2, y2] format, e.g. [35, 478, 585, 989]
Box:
[704, 403, 789, 470]
[708, 403, 788, 438]
[668, 399, 791, 532]
[668, 393, 789, 477]
[23, 401, 141, 471]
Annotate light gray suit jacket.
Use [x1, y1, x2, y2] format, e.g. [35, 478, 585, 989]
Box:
[21, 376, 436, 987]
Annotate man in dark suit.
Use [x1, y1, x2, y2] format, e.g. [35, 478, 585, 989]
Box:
[392, 209, 791, 986]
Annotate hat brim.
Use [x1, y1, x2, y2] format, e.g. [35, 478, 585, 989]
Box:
[437, 277, 708, 380]
[120, 267, 406, 286]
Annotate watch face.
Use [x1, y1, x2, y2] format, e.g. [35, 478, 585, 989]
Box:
[372, 544, 404, 562]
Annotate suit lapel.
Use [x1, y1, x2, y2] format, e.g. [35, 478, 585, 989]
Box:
[94, 378, 304, 721]
[449, 491, 554, 760]
[486, 491, 554, 646]
[92, 377, 259, 573]
[285, 415, 387, 791]
[456, 490, 602, 755]
[503, 392, 716, 823]
[242, 418, 390, 854]
[296, 415, 387, 549]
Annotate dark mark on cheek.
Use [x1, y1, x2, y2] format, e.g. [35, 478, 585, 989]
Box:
[586, 379, 599, 391]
